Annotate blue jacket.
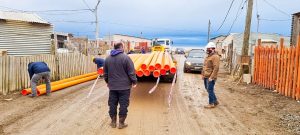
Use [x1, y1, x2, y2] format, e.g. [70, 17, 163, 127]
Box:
[28, 62, 50, 79]
[94, 58, 105, 69]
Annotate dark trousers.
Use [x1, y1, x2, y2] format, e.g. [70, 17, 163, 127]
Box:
[204, 78, 217, 104]
[108, 90, 131, 117]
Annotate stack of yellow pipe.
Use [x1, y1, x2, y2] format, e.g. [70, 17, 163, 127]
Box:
[128, 52, 176, 78]
[22, 72, 99, 96]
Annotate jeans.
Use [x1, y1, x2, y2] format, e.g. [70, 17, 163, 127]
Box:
[204, 78, 217, 104]
[31, 72, 51, 96]
[108, 90, 131, 117]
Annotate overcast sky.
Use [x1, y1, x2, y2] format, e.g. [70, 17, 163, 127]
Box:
[0, 0, 299, 46]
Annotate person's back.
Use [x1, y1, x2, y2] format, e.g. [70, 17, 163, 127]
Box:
[28, 62, 51, 97]
[104, 43, 137, 129]
[93, 58, 105, 69]
[104, 48, 136, 90]
[28, 62, 50, 79]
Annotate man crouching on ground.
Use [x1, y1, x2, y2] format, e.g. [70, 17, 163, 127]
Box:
[104, 42, 137, 129]
[202, 42, 220, 109]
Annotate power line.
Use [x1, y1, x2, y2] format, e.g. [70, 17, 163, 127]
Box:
[0, 6, 90, 13]
[227, 0, 247, 34]
[216, 0, 236, 31]
[82, 0, 94, 12]
[260, 18, 291, 22]
[50, 20, 96, 24]
[37, 11, 90, 15]
[25, 9, 91, 13]
[262, 0, 290, 17]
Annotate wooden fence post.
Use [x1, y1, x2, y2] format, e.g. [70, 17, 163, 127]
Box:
[296, 35, 300, 100]
[292, 40, 299, 98]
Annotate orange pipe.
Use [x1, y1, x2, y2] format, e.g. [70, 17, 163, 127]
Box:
[153, 70, 160, 78]
[38, 74, 98, 96]
[21, 72, 97, 96]
[155, 52, 164, 69]
[163, 53, 171, 71]
[295, 36, 300, 100]
[160, 69, 167, 75]
[134, 54, 149, 71]
[143, 69, 151, 76]
[141, 52, 155, 70]
[170, 57, 177, 74]
[149, 52, 159, 71]
[136, 70, 144, 77]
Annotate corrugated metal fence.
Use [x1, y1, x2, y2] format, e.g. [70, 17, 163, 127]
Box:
[0, 53, 97, 95]
[253, 37, 300, 100]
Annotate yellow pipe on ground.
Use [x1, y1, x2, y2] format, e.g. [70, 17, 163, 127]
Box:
[21, 72, 97, 96]
[38, 74, 99, 96]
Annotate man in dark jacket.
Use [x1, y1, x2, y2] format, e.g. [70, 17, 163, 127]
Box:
[104, 42, 137, 129]
[28, 62, 51, 97]
[93, 57, 105, 69]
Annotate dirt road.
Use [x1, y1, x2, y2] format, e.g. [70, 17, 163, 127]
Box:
[1, 55, 299, 135]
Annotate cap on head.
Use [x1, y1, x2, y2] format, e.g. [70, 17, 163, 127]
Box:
[205, 42, 216, 49]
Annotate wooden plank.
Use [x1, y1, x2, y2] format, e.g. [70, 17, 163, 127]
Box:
[289, 47, 295, 97]
[281, 48, 287, 95]
[292, 37, 300, 99]
[269, 46, 274, 89]
[0, 56, 2, 94]
[258, 47, 262, 85]
[268, 47, 273, 89]
[266, 47, 269, 88]
[272, 46, 277, 90]
[285, 48, 291, 96]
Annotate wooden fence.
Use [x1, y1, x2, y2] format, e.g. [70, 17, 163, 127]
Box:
[0, 53, 97, 95]
[253, 36, 300, 100]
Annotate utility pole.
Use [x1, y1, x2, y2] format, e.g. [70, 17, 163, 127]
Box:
[207, 19, 211, 43]
[241, 0, 254, 75]
[94, 0, 101, 49]
[83, 0, 101, 53]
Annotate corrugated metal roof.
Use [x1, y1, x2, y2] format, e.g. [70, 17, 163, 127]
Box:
[0, 11, 50, 24]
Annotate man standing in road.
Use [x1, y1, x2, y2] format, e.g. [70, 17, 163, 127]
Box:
[28, 62, 51, 97]
[202, 42, 220, 108]
[104, 42, 137, 129]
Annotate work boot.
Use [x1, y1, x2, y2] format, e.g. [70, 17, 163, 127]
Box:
[204, 104, 215, 109]
[28, 94, 37, 98]
[109, 116, 117, 128]
[214, 101, 219, 106]
[118, 116, 128, 129]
